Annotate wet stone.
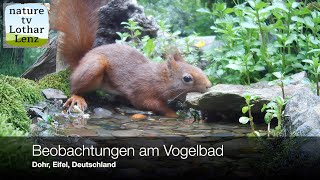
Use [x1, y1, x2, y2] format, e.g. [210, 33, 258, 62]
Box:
[191, 129, 212, 134]
[192, 124, 212, 130]
[95, 128, 113, 137]
[175, 125, 194, 131]
[209, 132, 236, 137]
[100, 124, 120, 130]
[141, 130, 164, 137]
[64, 128, 97, 136]
[115, 106, 153, 115]
[30, 124, 42, 134]
[42, 88, 67, 100]
[111, 129, 142, 137]
[186, 134, 207, 138]
[232, 128, 251, 134]
[158, 117, 179, 121]
[211, 129, 230, 134]
[93, 107, 113, 118]
[39, 129, 54, 136]
[147, 125, 175, 130]
[212, 124, 239, 130]
[119, 118, 133, 124]
[121, 123, 139, 129]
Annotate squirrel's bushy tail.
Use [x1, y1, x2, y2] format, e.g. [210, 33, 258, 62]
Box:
[51, 0, 103, 69]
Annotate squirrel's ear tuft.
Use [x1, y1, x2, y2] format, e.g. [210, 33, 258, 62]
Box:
[167, 57, 179, 71]
[165, 48, 186, 63]
[172, 51, 185, 62]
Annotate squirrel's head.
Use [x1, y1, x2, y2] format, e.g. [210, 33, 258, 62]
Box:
[163, 51, 212, 100]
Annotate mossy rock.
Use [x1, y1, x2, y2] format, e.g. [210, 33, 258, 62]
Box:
[0, 82, 30, 132]
[0, 114, 26, 136]
[0, 75, 43, 104]
[38, 69, 71, 96]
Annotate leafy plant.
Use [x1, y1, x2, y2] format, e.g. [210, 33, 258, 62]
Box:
[262, 96, 286, 137]
[119, 19, 143, 46]
[239, 94, 260, 136]
[303, 54, 320, 95]
[197, 0, 319, 85]
[139, 0, 213, 36]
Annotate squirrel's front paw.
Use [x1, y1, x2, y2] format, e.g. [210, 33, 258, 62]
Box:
[63, 95, 88, 112]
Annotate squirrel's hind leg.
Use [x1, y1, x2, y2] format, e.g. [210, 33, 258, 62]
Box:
[133, 98, 178, 118]
[63, 54, 109, 111]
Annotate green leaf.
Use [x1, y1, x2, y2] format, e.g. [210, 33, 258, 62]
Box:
[272, 72, 282, 79]
[240, 22, 258, 29]
[143, 38, 155, 58]
[285, 34, 297, 46]
[304, 16, 314, 28]
[291, 2, 300, 9]
[271, 2, 288, 12]
[261, 104, 267, 112]
[172, 31, 181, 36]
[275, 96, 284, 106]
[253, 65, 266, 71]
[298, 34, 306, 40]
[273, 20, 285, 29]
[291, 16, 304, 23]
[243, 93, 251, 101]
[133, 30, 141, 37]
[253, 131, 261, 137]
[255, 1, 267, 10]
[264, 112, 273, 124]
[242, 106, 249, 114]
[239, 117, 250, 124]
[225, 8, 234, 14]
[259, 6, 275, 15]
[216, 69, 224, 76]
[309, 36, 320, 45]
[226, 64, 243, 71]
[197, 8, 211, 14]
[307, 49, 320, 54]
[216, 3, 227, 12]
[302, 59, 314, 65]
[313, 57, 319, 68]
[247, 0, 255, 9]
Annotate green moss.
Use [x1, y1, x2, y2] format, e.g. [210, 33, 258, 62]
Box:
[0, 82, 30, 132]
[0, 114, 26, 136]
[0, 75, 43, 104]
[38, 69, 71, 96]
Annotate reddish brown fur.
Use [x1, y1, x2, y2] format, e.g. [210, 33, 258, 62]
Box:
[52, 0, 212, 117]
[51, 0, 103, 69]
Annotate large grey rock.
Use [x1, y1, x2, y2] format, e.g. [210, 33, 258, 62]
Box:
[186, 72, 310, 114]
[283, 88, 320, 136]
[93, 0, 158, 47]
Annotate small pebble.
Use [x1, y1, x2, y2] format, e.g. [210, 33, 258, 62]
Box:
[131, 114, 147, 121]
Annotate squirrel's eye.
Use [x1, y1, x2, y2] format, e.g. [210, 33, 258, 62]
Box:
[183, 75, 193, 83]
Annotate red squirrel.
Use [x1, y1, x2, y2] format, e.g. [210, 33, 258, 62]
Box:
[51, 0, 212, 117]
